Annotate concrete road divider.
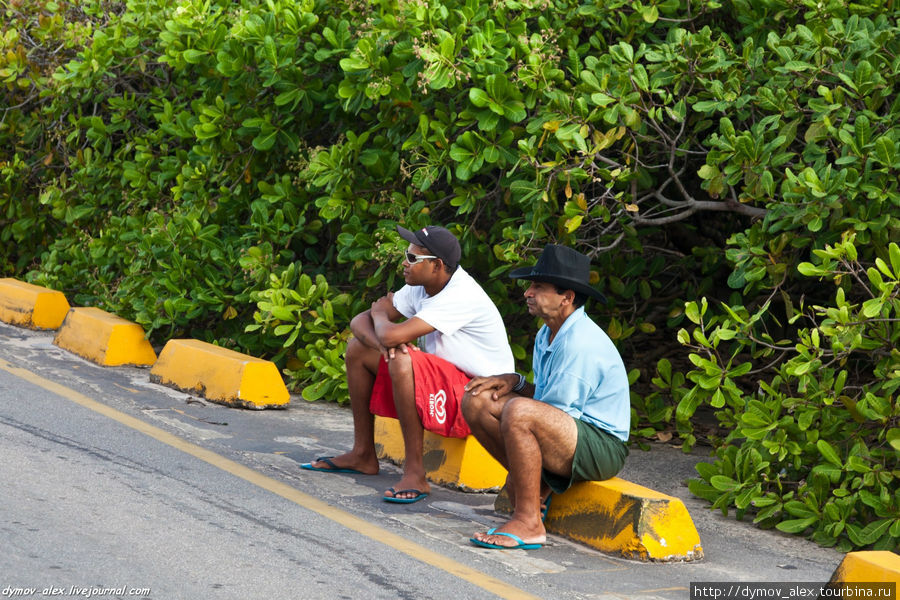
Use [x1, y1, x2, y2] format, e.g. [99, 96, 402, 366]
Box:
[150, 339, 289, 409]
[374, 416, 507, 491]
[53, 307, 157, 367]
[376, 414, 703, 560]
[830, 551, 900, 583]
[496, 477, 703, 561]
[0, 278, 70, 330]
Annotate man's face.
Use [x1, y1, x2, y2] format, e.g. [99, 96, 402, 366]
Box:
[402, 244, 440, 284]
[523, 280, 568, 320]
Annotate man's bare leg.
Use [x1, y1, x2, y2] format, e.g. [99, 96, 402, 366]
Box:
[462, 391, 552, 513]
[382, 351, 430, 500]
[308, 337, 381, 474]
[471, 398, 577, 547]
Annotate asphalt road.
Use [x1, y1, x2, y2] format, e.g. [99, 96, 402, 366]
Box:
[0, 322, 845, 600]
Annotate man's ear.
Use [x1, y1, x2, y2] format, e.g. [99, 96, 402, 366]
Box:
[562, 289, 576, 306]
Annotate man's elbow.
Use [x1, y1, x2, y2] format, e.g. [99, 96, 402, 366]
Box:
[349, 311, 370, 337]
[376, 330, 406, 349]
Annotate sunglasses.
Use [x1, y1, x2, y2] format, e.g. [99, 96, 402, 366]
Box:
[405, 251, 438, 265]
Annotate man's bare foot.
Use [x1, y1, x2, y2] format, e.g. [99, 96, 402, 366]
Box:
[471, 518, 546, 548]
[383, 474, 431, 501]
[304, 453, 379, 475]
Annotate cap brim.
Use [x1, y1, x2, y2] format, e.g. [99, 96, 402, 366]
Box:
[396, 225, 421, 246]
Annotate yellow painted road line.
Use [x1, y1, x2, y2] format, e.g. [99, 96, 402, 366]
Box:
[0, 358, 539, 600]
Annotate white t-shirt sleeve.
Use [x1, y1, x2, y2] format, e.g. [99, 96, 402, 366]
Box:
[391, 285, 419, 319]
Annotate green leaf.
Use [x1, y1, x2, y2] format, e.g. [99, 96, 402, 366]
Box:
[440, 34, 455, 59]
[889, 243, 900, 279]
[874, 136, 896, 166]
[849, 519, 892, 546]
[698, 165, 720, 180]
[887, 428, 900, 452]
[811, 463, 842, 484]
[816, 440, 843, 468]
[797, 262, 822, 277]
[693, 100, 724, 113]
[861, 298, 884, 318]
[685, 301, 700, 324]
[711, 388, 726, 408]
[784, 61, 812, 71]
[710, 475, 739, 492]
[469, 88, 490, 107]
[590, 92, 615, 107]
[632, 64, 649, 91]
[182, 49, 206, 64]
[580, 70, 601, 91]
[776, 517, 816, 534]
[617, 42, 634, 63]
[339, 56, 369, 71]
[252, 129, 278, 151]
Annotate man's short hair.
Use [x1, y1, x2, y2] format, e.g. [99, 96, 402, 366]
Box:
[442, 261, 459, 276]
[554, 285, 588, 308]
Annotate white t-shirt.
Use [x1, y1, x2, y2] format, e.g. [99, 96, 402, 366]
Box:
[392, 267, 514, 378]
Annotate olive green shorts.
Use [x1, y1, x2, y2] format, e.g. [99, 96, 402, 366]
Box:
[542, 419, 629, 494]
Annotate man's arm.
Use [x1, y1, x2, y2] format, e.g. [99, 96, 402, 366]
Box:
[465, 374, 535, 400]
[349, 309, 386, 352]
[370, 293, 435, 349]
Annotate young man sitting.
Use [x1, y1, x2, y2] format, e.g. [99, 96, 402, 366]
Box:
[302, 225, 515, 503]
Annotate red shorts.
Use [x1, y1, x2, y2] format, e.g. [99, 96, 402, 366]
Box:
[369, 349, 473, 438]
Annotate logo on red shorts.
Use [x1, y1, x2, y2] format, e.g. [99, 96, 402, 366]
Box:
[429, 389, 447, 424]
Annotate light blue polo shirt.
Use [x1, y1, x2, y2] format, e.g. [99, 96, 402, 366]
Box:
[532, 307, 631, 441]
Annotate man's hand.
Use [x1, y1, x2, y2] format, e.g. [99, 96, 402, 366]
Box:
[381, 342, 415, 362]
[371, 292, 394, 315]
[464, 373, 519, 400]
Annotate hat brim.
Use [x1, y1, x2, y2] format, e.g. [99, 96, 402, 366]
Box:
[509, 267, 607, 303]
[397, 225, 421, 246]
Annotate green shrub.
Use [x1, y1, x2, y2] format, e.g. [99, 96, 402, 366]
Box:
[2, 0, 898, 550]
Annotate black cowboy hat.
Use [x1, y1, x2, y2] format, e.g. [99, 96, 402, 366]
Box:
[509, 244, 606, 302]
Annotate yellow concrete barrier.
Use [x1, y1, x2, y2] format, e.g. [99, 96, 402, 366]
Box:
[830, 551, 900, 584]
[53, 307, 157, 367]
[150, 339, 289, 409]
[374, 416, 507, 491]
[496, 478, 703, 562]
[0, 278, 70, 330]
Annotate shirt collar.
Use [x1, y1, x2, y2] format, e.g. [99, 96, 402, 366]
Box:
[540, 306, 586, 349]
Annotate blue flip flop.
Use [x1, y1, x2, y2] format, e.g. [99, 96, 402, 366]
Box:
[469, 528, 543, 550]
[383, 487, 429, 504]
[299, 456, 363, 474]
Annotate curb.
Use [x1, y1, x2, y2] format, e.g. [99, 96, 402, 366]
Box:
[374, 416, 506, 491]
[0, 278, 70, 330]
[150, 339, 289, 410]
[496, 478, 703, 562]
[53, 307, 157, 367]
[830, 551, 900, 584]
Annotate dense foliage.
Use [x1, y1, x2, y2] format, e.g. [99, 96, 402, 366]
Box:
[2, 0, 898, 551]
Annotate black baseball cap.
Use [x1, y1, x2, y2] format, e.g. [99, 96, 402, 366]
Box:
[397, 225, 461, 270]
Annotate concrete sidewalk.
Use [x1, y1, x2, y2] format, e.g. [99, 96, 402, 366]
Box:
[0, 320, 849, 600]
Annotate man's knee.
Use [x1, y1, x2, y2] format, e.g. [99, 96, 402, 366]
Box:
[461, 388, 494, 425]
[346, 336, 364, 357]
[460, 390, 479, 421]
[386, 350, 413, 380]
[500, 396, 538, 429]
[345, 337, 382, 374]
